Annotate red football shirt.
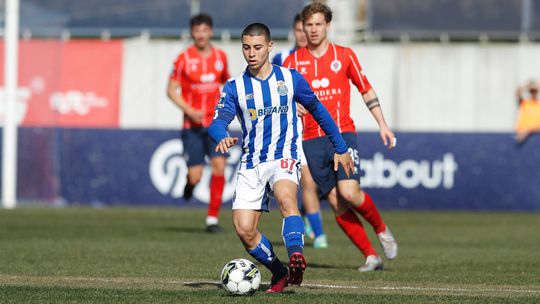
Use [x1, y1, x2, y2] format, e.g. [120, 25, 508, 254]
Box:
[283, 43, 372, 140]
[170, 46, 230, 128]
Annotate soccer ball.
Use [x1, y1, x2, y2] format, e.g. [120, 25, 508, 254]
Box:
[220, 258, 261, 295]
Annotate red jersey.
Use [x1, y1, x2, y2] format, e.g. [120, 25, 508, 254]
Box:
[283, 43, 372, 140]
[170, 45, 230, 128]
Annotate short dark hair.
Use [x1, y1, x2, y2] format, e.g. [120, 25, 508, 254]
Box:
[293, 13, 302, 27]
[301, 2, 333, 23]
[190, 13, 213, 28]
[242, 23, 271, 41]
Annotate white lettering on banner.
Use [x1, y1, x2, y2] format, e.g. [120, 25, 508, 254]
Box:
[149, 139, 241, 202]
[0, 87, 32, 124]
[361, 153, 458, 189]
[50, 91, 108, 115]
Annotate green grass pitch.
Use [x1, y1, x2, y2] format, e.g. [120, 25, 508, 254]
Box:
[0, 207, 539, 303]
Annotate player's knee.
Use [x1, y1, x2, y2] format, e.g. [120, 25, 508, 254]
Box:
[234, 223, 257, 245]
[277, 196, 299, 217]
[187, 175, 201, 185]
[339, 188, 362, 205]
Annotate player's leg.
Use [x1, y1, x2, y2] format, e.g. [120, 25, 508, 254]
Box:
[336, 133, 397, 260]
[233, 164, 288, 293]
[205, 156, 226, 232]
[272, 159, 306, 286]
[233, 209, 288, 293]
[326, 187, 382, 272]
[301, 164, 327, 248]
[181, 129, 205, 200]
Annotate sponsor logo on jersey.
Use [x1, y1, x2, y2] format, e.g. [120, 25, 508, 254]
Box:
[248, 108, 258, 121]
[200, 73, 216, 83]
[257, 105, 289, 117]
[311, 78, 330, 89]
[248, 105, 290, 121]
[297, 60, 311, 65]
[276, 81, 288, 96]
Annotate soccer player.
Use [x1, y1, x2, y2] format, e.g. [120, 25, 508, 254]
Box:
[209, 23, 354, 293]
[284, 3, 398, 272]
[167, 13, 230, 233]
[273, 13, 328, 249]
[272, 13, 307, 66]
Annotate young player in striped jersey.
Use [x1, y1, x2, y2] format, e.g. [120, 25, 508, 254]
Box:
[284, 3, 398, 272]
[273, 13, 328, 249]
[209, 23, 354, 293]
[167, 14, 230, 233]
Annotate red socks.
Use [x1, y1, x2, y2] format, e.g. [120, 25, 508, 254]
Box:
[335, 209, 377, 257]
[353, 192, 386, 234]
[208, 174, 225, 218]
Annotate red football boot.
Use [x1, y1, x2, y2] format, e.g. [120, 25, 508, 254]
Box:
[288, 252, 306, 285]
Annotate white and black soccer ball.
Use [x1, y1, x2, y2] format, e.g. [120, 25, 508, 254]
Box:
[220, 258, 261, 295]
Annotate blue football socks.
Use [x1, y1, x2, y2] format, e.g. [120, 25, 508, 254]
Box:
[282, 215, 305, 257]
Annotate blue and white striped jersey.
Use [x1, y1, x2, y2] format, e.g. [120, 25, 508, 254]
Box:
[209, 65, 348, 170]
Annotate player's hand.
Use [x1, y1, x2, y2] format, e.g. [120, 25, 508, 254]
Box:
[296, 103, 308, 117]
[185, 107, 204, 124]
[380, 125, 396, 150]
[215, 137, 238, 154]
[334, 152, 354, 178]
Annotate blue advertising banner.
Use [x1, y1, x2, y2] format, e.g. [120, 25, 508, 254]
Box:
[4, 128, 540, 211]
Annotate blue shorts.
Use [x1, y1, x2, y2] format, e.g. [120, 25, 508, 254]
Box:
[303, 132, 361, 198]
[181, 128, 226, 167]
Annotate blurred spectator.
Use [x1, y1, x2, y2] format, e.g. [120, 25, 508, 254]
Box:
[515, 80, 540, 144]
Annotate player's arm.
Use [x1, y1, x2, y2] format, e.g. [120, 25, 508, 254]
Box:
[208, 82, 239, 154]
[167, 59, 203, 123]
[362, 89, 395, 149]
[346, 48, 396, 150]
[292, 71, 354, 176]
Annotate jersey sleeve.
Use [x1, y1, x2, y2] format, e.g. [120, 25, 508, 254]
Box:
[169, 53, 185, 82]
[345, 48, 372, 94]
[209, 81, 238, 143]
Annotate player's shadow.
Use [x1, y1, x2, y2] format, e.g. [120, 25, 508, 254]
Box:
[160, 226, 210, 234]
[182, 281, 221, 289]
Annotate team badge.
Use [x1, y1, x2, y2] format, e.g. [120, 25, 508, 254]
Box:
[330, 60, 342, 73]
[215, 60, 224, 71]
[276, 81, 288, 96]
[248, 109, 258, 121]
[245, 93, 254, 100]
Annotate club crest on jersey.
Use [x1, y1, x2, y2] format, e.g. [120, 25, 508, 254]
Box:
[245, 93, 254, 100]
[330, 60, 342, 73]
[276, 81, 288, 96]
[248, 109, 258, 121]
[215, 60, 224, 71]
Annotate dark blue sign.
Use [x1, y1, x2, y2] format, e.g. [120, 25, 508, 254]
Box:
[3, 128, 540, 211]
